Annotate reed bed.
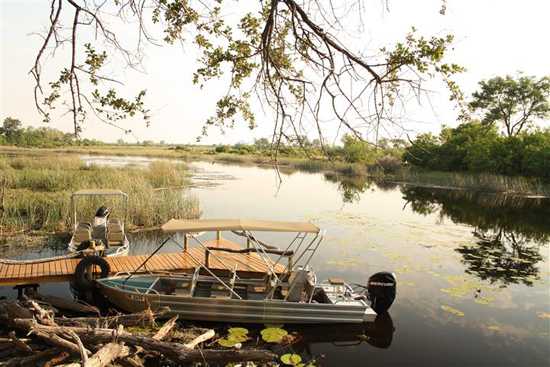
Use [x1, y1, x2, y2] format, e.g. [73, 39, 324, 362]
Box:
[390, 168, 550, 196]
[0, 155, 200, 233]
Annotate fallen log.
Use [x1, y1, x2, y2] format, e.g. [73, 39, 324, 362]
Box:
[0, 348, 61, 367]
[184, 329, 216, 349]
[35, 294, 99, 315]
[7, 331, 32, 353]
[84, 342, 129, 367]
[152, 316, 178, 341]
[43, 351, 70, 367]
[53, 308, 169, 328]
[13, 319, 276, 364]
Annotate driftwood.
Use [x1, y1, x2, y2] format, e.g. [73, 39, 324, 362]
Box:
[0, 348, 61, 367]
[152, 316, 178, 341]
[43, 351, 71, 367]
[54, 307, 170, 328]
[184, 329, 216, 349]
[35, 294, 100, 315]
[0, 297, 277, 366]
[13, 319, 276, 364]
[84, 343, 130, 367]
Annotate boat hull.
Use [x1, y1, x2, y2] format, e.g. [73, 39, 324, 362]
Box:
[97, 281, 376, 324]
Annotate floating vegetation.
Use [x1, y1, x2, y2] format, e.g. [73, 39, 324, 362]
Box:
[537, 312, 550, 319]
[440, 275, 499, 305]
[441, 305, 465, 317]
[487, 325, 501, 331]
[217, 327, 249, 347]
[261, 327, 288, 343]
[280, 353, 303, 366]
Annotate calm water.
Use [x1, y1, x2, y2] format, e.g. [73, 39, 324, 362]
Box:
[1, 157, 549, 366]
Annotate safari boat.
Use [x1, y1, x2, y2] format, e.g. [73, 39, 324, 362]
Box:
[96, 219, 396, 324]
[67, 189, 130, 257]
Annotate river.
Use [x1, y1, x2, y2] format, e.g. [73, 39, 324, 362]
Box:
[1, 156, 549, 366]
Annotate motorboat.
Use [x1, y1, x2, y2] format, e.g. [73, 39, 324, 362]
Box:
[67, 189, 130, 257]
[96, 219, 396, 324]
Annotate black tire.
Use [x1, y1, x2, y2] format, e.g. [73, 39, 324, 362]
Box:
[74, 255, 110, 291]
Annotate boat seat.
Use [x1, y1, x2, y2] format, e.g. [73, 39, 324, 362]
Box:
[74, 222, 92, 243]
[286, 270, 315, 302]
[107, 219, 124, 245]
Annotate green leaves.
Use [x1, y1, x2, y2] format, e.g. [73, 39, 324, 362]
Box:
[281, 353, 302, 365]
[260, 327, 288, 343]
[217, 327, 249, 348]
[469, 74, 550, 137]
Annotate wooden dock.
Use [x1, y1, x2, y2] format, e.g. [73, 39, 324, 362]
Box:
[0, 240, 286, 286]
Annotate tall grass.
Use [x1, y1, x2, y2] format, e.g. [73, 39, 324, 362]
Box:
[390, 168, 550, 196]
[0, 155, 199, 233]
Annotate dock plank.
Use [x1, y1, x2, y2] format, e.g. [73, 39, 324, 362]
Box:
[0, 239, 286, 286]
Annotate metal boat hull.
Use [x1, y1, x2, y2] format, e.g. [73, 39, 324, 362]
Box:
[67, 237, 130, 257]
[97, 280, 376, 324]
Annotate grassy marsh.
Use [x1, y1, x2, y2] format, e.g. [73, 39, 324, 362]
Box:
[0, 155, 199, 233]
[1, 145, 548, 197]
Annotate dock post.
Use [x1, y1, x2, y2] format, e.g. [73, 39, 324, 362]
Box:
[183, 235, 188, 252]
[216, 231, 221, 241]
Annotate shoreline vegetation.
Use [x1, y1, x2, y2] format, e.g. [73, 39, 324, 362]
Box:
[0, 153, 200, 237]
[1, 144, 549, 198]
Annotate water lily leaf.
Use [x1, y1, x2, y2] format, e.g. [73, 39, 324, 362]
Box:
[261, 327, 288, 343]
[441, 305, 465, 317]
[281, 353, 302, 365]
[226, 334, 248, 343]
[228, 327, 249, 336]
[474, 296, 494, 305]
[487, 325, 501, 331]
[218, 338, 239, 347]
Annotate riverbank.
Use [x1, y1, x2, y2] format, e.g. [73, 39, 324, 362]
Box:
[0, 153, 199, 235]
[1, 145, 549, 197]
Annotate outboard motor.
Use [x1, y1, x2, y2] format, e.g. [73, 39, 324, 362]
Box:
[367, 272, 396, 314]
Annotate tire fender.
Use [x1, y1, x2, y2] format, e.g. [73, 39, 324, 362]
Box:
[74, 255, 110, 291]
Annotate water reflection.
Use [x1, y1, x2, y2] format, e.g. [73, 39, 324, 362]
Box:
[457, 229, 543, 286]
[400, 186, 550, 287]
[324, 173, 373, 203]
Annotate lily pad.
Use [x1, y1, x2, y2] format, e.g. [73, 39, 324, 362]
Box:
[228, 327, 249, 336]
[441, 305, 465, 317]
[281, 353, 302, 365]
[218, 338, 240, 347]
[261, 327, 288, 343]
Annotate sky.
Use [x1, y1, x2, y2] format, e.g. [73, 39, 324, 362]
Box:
[1, 0, 549, 144]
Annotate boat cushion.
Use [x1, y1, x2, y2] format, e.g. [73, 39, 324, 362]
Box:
[74, 222, 92, 243]
[107, 219, 124, 244]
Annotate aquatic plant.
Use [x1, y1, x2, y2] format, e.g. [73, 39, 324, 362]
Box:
[0, 154, 199, 233]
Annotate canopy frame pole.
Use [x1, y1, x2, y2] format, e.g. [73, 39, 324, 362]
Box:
[184, 251, 243, 300]
[187, 233, 241, 281]
[123, 236, 172, 283]
[243, 231, 282, 286]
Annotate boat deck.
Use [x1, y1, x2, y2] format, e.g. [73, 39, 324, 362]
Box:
[0, 239, 286, 286]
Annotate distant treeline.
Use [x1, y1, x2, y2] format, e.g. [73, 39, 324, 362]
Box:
[404, 121, 550, 179]
[0, 117, 103, 147]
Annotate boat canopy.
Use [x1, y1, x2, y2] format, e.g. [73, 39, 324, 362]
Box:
[161, 219, 320, 234]
[72, 189, 128, 197]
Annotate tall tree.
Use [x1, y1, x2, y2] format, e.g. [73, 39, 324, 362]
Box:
[30, 0, 464, 151]
[0, 117, 23, 141]
[469, 74, 550, 137]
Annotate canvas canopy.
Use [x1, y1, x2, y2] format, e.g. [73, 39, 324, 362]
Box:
[161, 219, 320, 234]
